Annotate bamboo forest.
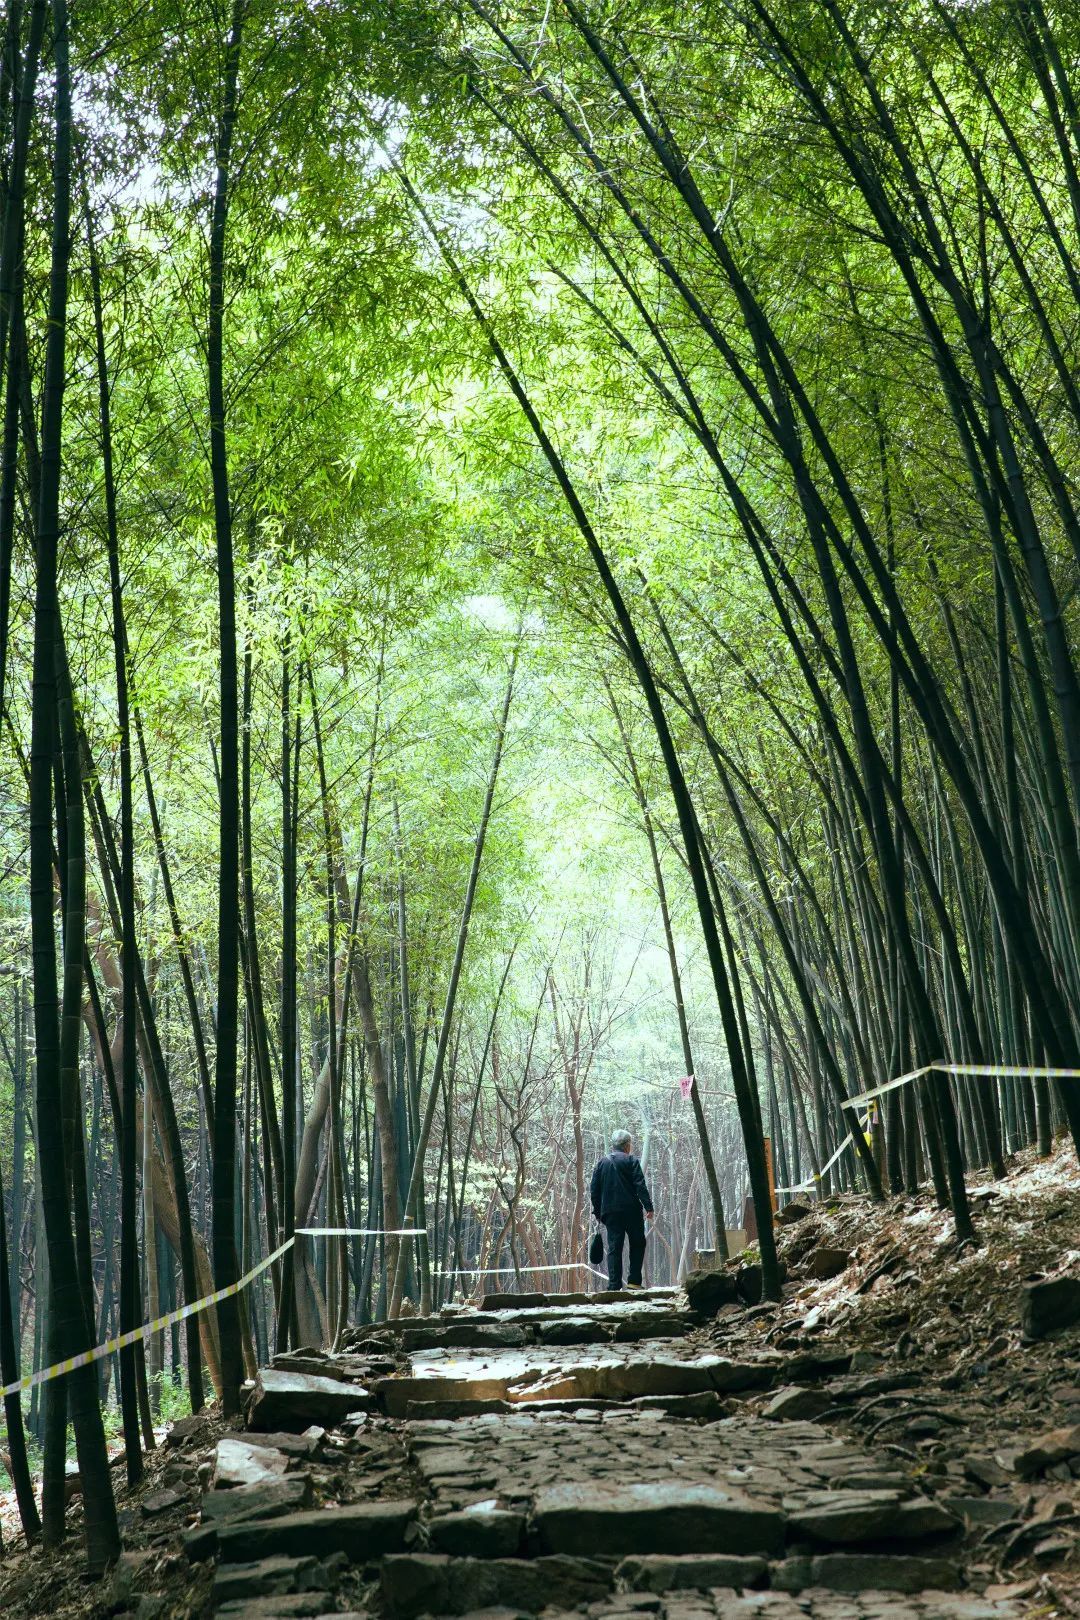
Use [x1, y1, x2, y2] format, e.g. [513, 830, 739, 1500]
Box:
[0, 1, 1079, 1615]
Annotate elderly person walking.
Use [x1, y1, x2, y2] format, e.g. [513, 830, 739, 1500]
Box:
[590, 1129, 655, 1290]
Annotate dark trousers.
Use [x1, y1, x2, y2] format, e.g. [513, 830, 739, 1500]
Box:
[603, 1211, 646, 1289]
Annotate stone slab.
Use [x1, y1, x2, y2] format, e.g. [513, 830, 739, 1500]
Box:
[247, 1368, 370, 1432]
[479, 1290, 677, 1311]
[242, 1429, 327, 1457]
[585, 1357, 722, 1401]
[383, 1344, 728, 1412]
[940, 1495, 1016, 1528]
[617, 1554, 768, 1592]
[612, 1314, 695, 1342]
[401, 1323, 529, 1352]
[1013, 1424, 1080, 1476]
[215, 1598, 331, 1620]
[479, 1292, 554, 1311]
[211, 1554, 327, 1601]
[539, 1316, 613, 1346]
[771, 1553, 961, 1592]
[534, 1481, 785, 1557]
[684, 1270, 740, 1317]
[271, 1352, 349, 1379]
[764, 1387, 831, 1422]
[139, 1486, 188, 1518]
[709, 1359, 779, 1393]
[214, 1436, 295, 1487]
[202, 1476, 314, 1526]
[631, 1392, 728, 1419]
[180, 1524, 217, 1562]
[427, 1506, 525, 1557]
[783, 1351, 853, 1383]
[787, 1490, 958, 1545]
[405, 1398, 514, 1420]
[380, 1376, 512, 1416]
[216, 1500, 416, 1563]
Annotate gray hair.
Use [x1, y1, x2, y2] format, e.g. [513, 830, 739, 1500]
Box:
[611, 1129, 632, 1151]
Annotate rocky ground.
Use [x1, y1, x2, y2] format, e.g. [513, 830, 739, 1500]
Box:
[1, 1138, 1079, 1620]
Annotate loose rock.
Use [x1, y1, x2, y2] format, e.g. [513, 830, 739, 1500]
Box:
[805, 1247, 851, 1281]
[247, 1368, 370, 1431]
[1013, 1425, 1080, 1478]
[763, 1386, 830, 1421]
[1020, 1275, 1080, 1339]
[684, 1269, 739, 1318]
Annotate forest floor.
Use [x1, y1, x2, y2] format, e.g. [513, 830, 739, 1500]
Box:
[1, 1136, 1078, 1620]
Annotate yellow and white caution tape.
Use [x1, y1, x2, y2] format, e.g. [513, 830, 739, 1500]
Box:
[0, 1237, 293, 1401]
[842, 1060, 1080, 1112]
[840, 1062, 938, 1111]
[937, 1061, 1080, 1081]
[0, 1226, 427, 1402]
[774, 1112, 872, 1196]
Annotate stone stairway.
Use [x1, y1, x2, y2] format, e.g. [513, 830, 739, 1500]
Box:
[179, 1288, 1022, 1620]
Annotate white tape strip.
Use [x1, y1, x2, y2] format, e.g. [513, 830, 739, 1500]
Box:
[296, 1228, 424, 1237]
[841, 1063, 936, 1110]
[435, 1262, 608, 1278]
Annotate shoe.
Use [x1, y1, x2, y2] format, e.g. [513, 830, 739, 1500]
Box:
[625, 1281, 643, 1290]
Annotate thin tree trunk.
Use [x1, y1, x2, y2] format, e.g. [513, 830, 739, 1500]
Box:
[208, 0, 246, 1414]
[31, 0, 119, 1564]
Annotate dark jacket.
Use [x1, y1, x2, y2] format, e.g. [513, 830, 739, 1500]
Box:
[591, 1150, 654, 1222]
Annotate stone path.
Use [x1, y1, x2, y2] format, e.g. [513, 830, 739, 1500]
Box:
[172, 1287, 1025, 1620]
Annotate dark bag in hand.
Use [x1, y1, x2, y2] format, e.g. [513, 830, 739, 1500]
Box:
[589, 1229, 604, 1266]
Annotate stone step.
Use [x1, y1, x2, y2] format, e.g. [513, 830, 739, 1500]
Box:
[351, 1303, 696, 1353]
[616, 1554, 770, 1593]
[202, 1476, 314, 1527]
[533, 1481, 786, 1558]
[620, 1592, 1015, 1619]
[215, 1500, 416, 1563]
[772, 1553, 963, 1594]
[215, 1598, 340, 1620]
[615, 1552, 963, 1596]
[381, 1552, 613, 1618]
[213, 1436, 305, 1488]
[612, 1313, 696, 1342]
[479, 1287, 680, 1311]
[211, 1552, 336, 1604]
[785, 1489, 960, 1546]
[380, 1552, 995, 1618]
[400, 1390, 725, 1419]
[394, 1312, 698, 1354]
[427, 1505, 526, 1556]
[376, 1349, 779, 1415]
[399, 1323, 530, 1352]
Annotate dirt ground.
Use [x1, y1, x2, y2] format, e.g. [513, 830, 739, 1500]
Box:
[716, 1137, 1080, 1615]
